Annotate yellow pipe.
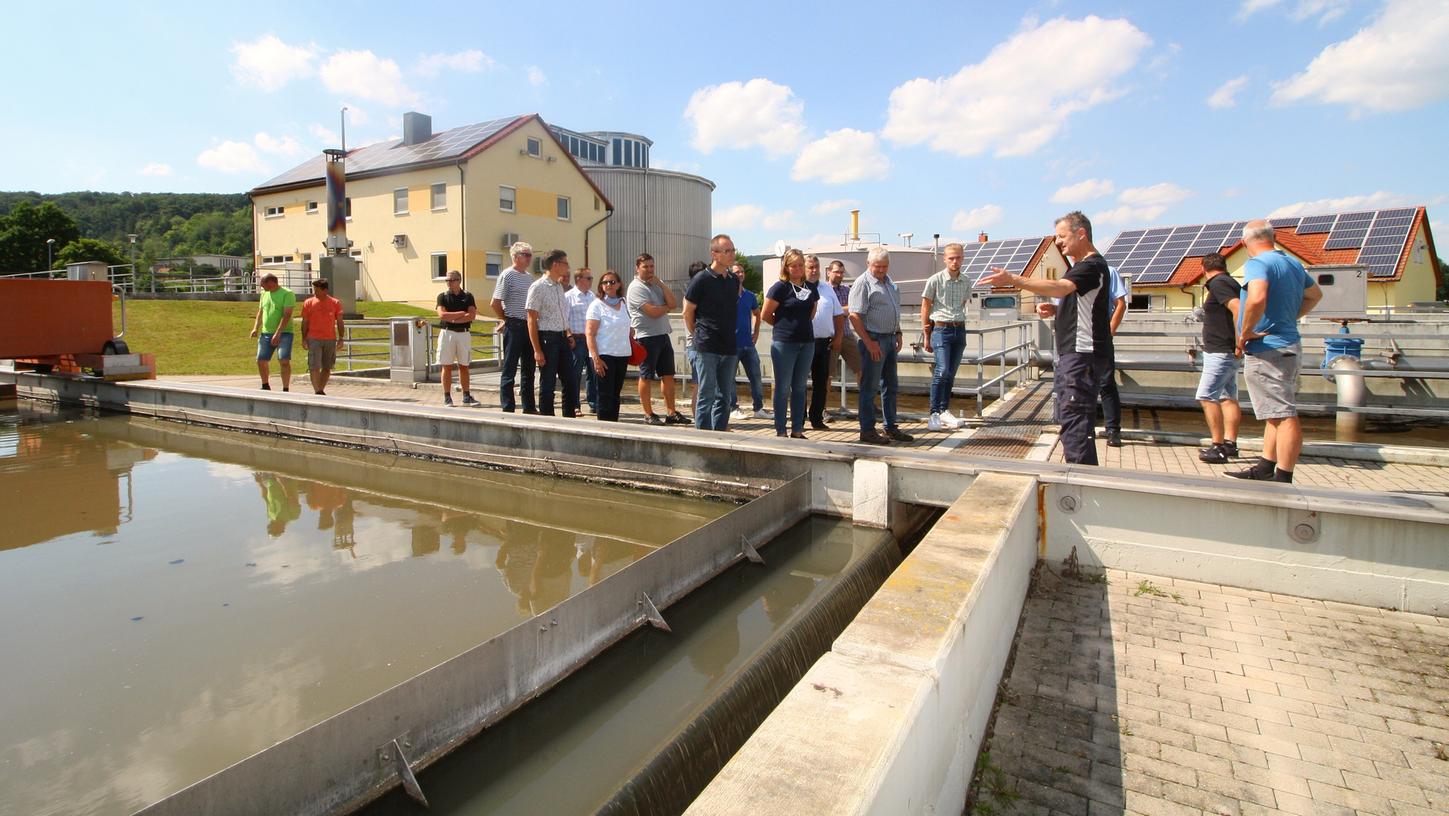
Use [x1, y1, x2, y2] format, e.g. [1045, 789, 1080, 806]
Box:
[850, 209, 860, 241]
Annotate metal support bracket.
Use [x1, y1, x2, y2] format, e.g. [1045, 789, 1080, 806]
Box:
[741, 535, 765, 565]
[387, 738, 429, 808]
[1289, 509, 1320, 544]
[638, 592, 671, 633]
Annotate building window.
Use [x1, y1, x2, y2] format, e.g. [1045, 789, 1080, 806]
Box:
[344, 197, 352, 220]
[431, 252, 448, 280]
[264, 205, 284, 219]
[430, 183, 446, 211]
[349, 249, 362, 259]
[300, 253, 313, 271]
[594, 196, 600, 211]
[260, 255, 295, 265]
[500, 185, 516, 213]
[394, 188, 409, 215]
[486, 251, 502, 277]
[527, 137, 541, 158]
[634, 141, 642, 167]
[612, 138, 622, 166]
[557, 196, 571, 221]
[305, 201, 318, 214]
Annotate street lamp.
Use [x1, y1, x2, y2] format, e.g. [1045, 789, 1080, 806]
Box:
[45, 238, 56, 272]
[127, 234, 140, 293]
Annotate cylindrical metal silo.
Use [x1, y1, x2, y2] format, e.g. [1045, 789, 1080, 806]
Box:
[588, 167, 714, 291]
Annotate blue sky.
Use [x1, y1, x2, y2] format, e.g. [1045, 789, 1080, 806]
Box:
[2, 0, 1446, 253]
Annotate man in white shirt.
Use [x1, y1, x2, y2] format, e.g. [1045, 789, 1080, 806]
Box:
[805, 255, 845, 430]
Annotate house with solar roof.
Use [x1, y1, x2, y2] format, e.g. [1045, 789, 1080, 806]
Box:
[250, 113, 615, 304]
[892, 233, 1071, 311]
[1100, 207, 1441, 312]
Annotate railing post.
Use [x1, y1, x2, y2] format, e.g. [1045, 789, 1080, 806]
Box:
[976, 330, 985, 416]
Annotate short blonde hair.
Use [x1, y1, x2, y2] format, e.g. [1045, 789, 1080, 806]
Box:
[780, 248, 806, 280]
[509, 241, 533, 258]
[866, 246, 889, 265]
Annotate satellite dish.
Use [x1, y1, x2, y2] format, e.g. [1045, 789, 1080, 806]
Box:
[773, 240, 788, 257]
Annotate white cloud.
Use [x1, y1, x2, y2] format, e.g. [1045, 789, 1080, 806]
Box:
[1094, 182, 1193, 225]
[197, 141, 269, 175]
[684, 78, 806, 158]
[1051, 178, 1116, 204]
[791, 129, 891, 184]
[139, 163, 172, 177]
[951, 205, 1005, 233]
[253, 132, 303, 157]
[1267, 191, 1418, 218]
[762, 210, 799, 231]
[883, 16, 1151, 157]
[1273, 0, 1449, 112]
[811, 198, 862, 215]
[714, 204, 765, 231]
[1238, 0, 1352, 24]
[526, 66, 547, 88]
[415, 50, 493, 78]
[320, 51, 418, 107]
[309, 123, 340, 146]
[1207, 75, 1250, 109]
[230, 35, 318, 92]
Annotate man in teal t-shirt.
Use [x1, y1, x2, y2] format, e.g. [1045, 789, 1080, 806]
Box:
[250, 272, 297, 391]
[1228, 220, 1322, 483]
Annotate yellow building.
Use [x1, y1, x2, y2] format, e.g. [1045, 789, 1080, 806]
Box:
[249, 113, 612, 304]
[1100, 208, 1441, 312]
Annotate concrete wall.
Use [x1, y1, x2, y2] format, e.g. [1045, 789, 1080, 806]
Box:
[687, 472, 1039, 816]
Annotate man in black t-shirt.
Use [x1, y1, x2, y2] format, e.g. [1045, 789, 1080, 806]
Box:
[435, 271, 479, 407]
[683, 234, 741, 431]
[1195, 253, 1243, 464]
[982, 210, 1111, 464]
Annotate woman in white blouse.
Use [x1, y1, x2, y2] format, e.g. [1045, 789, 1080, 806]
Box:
[585, 270, 634, 422]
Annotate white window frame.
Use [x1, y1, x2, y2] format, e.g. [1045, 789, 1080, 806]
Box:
[305, 201, 318, 214]
[556, 195, 571, 222]
[526, 137, 541, 158]
[499, 185, 516, 213]
[430, 183, 446, 212]
[430, 251, 449, 281]
[393, 187, 409, 216]
[486, 251, 503, 277]
[264, 205, 284, 219]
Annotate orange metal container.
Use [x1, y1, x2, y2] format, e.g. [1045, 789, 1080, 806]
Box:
[0, 279, 117, 358]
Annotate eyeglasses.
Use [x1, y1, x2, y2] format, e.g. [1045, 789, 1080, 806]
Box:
[602, 279, 621, 286]
[712, 247, 737, 254]
[517, 252, 533, 258]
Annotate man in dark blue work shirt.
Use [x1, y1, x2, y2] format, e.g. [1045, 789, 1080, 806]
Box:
[683, 234, 741, 432]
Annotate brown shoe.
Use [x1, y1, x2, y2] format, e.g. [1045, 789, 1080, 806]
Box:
[884, 427, 914, 442]
[858, 430, 890, 445]
[790, 431, 807, 439]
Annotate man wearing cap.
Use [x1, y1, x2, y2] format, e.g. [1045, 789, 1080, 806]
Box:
[436, 270, 480, 407]
[490, 241, 537, 413]
[300, 278, 345, 396]
[249, 272, 295, 392]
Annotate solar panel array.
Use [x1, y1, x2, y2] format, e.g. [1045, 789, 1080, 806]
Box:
[958, 238, 1045, 287]
[1101, 208, 1418, 284]
[256, 116, 521, 189]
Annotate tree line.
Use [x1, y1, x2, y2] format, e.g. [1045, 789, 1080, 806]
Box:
[0, 191, 252, 275]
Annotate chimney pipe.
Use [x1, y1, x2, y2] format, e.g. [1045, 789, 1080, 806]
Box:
[850, 209, 860, 242]
[402, 112, 432, 146]
[322, 149, 350, 255]
[978, 231, 989, 243]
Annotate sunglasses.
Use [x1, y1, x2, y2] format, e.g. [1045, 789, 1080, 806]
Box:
[602, 279, 621, 285]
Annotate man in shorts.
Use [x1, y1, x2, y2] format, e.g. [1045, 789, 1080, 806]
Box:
[1229, 220, 1322, 483]
[250, 272, 295, 391]
[436, 270, 480, 407]
[627, 252, 688, 425]
[300, 278, 345, 395]
[1194, 253, 1242, 464]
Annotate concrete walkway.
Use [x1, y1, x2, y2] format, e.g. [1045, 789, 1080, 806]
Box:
[979, 568, 1449, 816]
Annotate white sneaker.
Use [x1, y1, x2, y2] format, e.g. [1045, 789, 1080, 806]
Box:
[940, 409, 963, 429]
[755, 408, 773, 419]
[730, 408, 749, 421]
[927, 412, 945, 432]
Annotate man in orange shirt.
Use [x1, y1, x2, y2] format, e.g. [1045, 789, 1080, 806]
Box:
[300, 278, 346, 395]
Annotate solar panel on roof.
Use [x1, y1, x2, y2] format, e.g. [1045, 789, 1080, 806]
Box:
[1355, 208, 1417, 278]
[255, 116, 520, 189]
[1270, 217, 1302, 229]
[1296, 215, 1336, 235]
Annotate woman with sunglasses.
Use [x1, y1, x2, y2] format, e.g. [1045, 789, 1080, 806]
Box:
[585, 270, 633, 421]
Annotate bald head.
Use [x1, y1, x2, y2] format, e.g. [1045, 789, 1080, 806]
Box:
[1242, 220, 1276, 249]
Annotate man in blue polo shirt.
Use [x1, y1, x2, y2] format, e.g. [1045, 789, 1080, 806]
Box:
[1228, 220, 1322, 483]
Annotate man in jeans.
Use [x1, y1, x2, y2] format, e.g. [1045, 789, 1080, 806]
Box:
[526, 249, 580, 418]
[806, 255, 845, 431]
[920, 242, 971, 431]
[684, 234, 741, 431]
[729, 263, 767, 421]
[849, 246, 913, 445]
[490, 241, 537, 413]
[1229, 220, 1322, 483]
[564, 267, 597, 415]
[1195, 253, 1243, 464]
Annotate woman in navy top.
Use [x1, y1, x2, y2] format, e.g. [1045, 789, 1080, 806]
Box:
[762, 248, 819, 437]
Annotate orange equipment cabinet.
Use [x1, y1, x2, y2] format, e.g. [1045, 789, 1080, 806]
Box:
[0, 279, 118, 359]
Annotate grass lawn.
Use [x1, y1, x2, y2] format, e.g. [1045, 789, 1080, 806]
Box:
[114, 299, 487, 375]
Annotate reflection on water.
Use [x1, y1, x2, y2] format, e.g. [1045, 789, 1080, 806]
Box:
[0, 401, 729, 816]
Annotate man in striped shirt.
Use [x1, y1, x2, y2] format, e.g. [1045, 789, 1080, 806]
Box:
[920, 242, 972, 431]
[564, 267, 597, 415]
[490, 241, 537, 413]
